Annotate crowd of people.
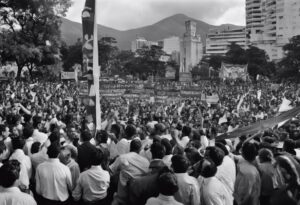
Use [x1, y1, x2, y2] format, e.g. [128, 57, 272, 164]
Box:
[0, 78, 300, 205]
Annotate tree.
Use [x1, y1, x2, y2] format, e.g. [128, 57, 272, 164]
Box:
[208, 55, 223, 70]
[246, 46, 269, 78]
[62, 39, 83, 71]
[98, 37, 119, 75]
[278, 35, 300, 79]
[0, 0, 72, 80]
[224, 43, 247, 65]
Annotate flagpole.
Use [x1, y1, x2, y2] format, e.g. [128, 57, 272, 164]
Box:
[93, 0, 101, 130]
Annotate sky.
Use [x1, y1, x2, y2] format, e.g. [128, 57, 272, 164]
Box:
[66, 0, 245, 31]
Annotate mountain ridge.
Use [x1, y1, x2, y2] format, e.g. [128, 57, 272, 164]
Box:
[61, 13, 244, 50]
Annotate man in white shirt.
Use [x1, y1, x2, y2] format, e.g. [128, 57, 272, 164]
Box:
[171, 155, 200, 205]
[23, 125, 34, 156]
[72, 148, 110, 204]
[35, 141, 72, 205]
[32, 116, 48, 144]
[9, 136, 32, 189]
[0, 140, 8, 167]
[0, 160, 37, 205]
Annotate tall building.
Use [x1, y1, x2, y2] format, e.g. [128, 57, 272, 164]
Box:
[160, 36, 180, 55]
[246, 0, 300, 60]
[131, 37, 158, 52]
[206, 28, 247, 56]
[179, 20, 203, 73]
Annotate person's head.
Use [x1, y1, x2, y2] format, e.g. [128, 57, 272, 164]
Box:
[11, 126, 19, 137]
[0, 124, 10, 139]
[95, 130, 108, 145]
[204, 146, 225, 166]
[215, 142, 229, 156]
[32, 115, 43, 130]
[80, 130, 92, 142]
[59, 146, 72, 165]
[276, 155, 300, 186]
[200, 158, 218, 178]
[182, 126, 192, 137]
[11, 136, 25, 150]
[242, 142, 258, 162]
[161, 138, 172, 155]
[184, 147, 202, 165]
[155, 123, 166, 135]
[150, 142, 166, 160]
[171, 154, 189, 173]
[125, 125, 136, 140]
[23, 125, 34, 140]
[47, 141, 61, 158]
[49, 131, 60, 143]
[158, 171, 178, 196]
[90, 148, 103, 166]
[258, 148, 273, 163]
[130, 139, 142, 153]
[31, 141, 41, 154]
[0, 160, 21, 188]
[283, 139, 296, 154]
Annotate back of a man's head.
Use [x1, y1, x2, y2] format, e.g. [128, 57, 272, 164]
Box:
[150, 142, 166, 160]
[171, 154, 189, 173]
[242, 142, 258, 162]
[205, 146, 225, 166]
[32, 116, 42, 129]
[90, 148, 103, 166]
[200, 159, 217, 178]
[130, 138, 142, 153]
[23, 125, 34, 140]
[81, 130, 92, 142]
[158, 171, 178, 196]
[47, 141, 61, 159]
[12, 136, 25, 151]
[125, 125, 136, 139]
[0, 160, 21, 188]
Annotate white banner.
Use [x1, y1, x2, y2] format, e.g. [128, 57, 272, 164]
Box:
[61, 71, 75, 80]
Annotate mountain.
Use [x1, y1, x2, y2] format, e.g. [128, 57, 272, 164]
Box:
[61, 13, 244, 50]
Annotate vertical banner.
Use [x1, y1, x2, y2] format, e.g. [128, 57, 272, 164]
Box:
[82, 0, 101, 131]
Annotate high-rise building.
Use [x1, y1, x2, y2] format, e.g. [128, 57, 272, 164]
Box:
[206, 28, 247, 56]
[246, 0, 300, 60]
[160, 36, 180, 55]
[131, 37, 158, 52]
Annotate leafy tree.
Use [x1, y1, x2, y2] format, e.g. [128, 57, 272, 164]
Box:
[246, 46, 269, 78]
[0, 0, 72, 80]
[278, 35, 300, 78]
[98, 37, 119, 75]
[208, 55, 223, 70]
[62, 39, 82, 71]
[224, 43, 247, 65]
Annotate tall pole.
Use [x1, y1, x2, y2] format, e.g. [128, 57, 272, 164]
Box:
[93, 0, 101, 130]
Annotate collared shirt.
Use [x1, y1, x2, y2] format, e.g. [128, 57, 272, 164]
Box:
[174, 173, 201, 205]
[66, 159, 80, 190]
[10, 149, 32, 188]
[162, 154, 173, 168]
[200, 176, 232, 205]
[35, 158, 72, 202]
[110, 152, 149, 185]
[72, 165, 110, 202]
[216, 155, 236, 196]
[0, 187, 37, 205]
[32, 129, 48, 144]
[30, 147, 48, 170]
[146, 194, 183, 205]
[115, 138, 131, 156]
[23, 137, 34, 156]
[234, 158, 261, 205]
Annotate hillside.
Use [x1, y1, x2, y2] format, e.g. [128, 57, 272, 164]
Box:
[61, 13, 244, 50]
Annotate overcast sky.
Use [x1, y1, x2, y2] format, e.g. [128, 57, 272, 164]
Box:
[66, 0, 245, 30]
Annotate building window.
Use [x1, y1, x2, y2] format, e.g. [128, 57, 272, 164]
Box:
[279, 16, 283, 19]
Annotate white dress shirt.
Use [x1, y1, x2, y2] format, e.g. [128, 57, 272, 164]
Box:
[9, 149, 32, 188]
[200, 176, 232, 205]
[66, 159, 80, 190]
[32, 129, 48, 144]
[35, 158, 72, 201]
[72, 165, 110, 202]
[30, 147, 48, 170]
[23, 137, 34, 156]
[146, 194, 183, 205]
[0, 187, 37, 205]
[174, 173, 201, 205]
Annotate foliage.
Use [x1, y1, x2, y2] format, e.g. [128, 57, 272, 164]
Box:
[98, 37, 119, 75]
[208, 55, 223, 70]
[0, 0, 72, 80]
[278, 35, 300, 79]
[62, 39, 82, 71]
[224, 43, 247, 65]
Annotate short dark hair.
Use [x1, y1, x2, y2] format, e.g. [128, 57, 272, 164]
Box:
[23, 125, 34, 139]
[242, 142, 258, 162]
[171, 155, 189, 173]
[49, 131, 60, 143]
[11, 136, 25, 150]
[96, 130, 108, 144]
[0, 124, 7, 134]
[161, 138, 172, 155]
[182, 126, 192, 137]
[125, 125, 136, 139]
[184, 147, 202, 165]
[201, 159, 217, 178]
[130, 139, 142, 152]
[47, 141, 61, 158]
[90, 148, 103, 166]
[32, 116, 42, 128]
[215, 142, 229, 156]
[31, 142, 41, 154]
[81, 130, 92, 142]
[158, 172, 178, 196]
[0, 160, 21, 188]
[205, 146, 225, 166]
[150, 142, 166, 159]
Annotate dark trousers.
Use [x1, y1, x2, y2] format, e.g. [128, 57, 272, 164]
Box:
[36, 195, 70, 205]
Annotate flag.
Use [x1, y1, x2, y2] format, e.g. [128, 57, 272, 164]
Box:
[237, 93, 247, 111]
[257, 90, 261, 101]
[218, 113, 227, 125]
[82, 0, 101, 131]
[218, 106, 300, 140]
[278, 97, 293, 113]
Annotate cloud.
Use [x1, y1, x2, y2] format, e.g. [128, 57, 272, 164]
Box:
[66, 0, 245, 30]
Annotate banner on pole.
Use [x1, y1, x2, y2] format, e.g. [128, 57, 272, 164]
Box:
[219, 62, 248, 80]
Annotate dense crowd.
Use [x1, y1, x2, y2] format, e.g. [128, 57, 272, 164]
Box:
[0, 79, 300, 205]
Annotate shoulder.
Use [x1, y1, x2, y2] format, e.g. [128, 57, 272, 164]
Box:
[145, 197, 158, 205]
